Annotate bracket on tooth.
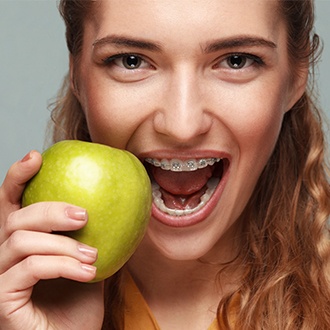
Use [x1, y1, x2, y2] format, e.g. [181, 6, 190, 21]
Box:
[145, 158, 222, 172]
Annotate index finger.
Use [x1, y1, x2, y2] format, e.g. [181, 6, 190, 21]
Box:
[0, 151, 42, 206]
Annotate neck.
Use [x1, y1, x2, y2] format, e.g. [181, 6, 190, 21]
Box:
[127, 233, 241, 330]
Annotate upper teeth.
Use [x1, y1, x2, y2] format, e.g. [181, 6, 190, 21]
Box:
[145, 158, 222, 172]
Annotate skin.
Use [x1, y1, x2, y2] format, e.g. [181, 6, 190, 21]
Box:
[0, 1, 307, 329]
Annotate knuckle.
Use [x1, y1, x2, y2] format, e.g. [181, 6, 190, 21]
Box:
[4, 162, 17, 182]
[24, 255, 38, 271]
[42, 203, 52, 222]
[3, 210, 20, 234]
[42, 202, 64, 232]
[1, 211, 17, 240]
[6, 230, 26, 254]
[0, 198, 20, 239]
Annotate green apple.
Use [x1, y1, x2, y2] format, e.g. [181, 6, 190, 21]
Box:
[22, 140, 152, 282]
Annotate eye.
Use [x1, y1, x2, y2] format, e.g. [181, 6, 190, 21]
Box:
[103, 53, 150, 70]
[119, 55, 142, 69]
[227, 55, 250, 69]
[101, 53, 155, 82]
[216, 53, 264, 70]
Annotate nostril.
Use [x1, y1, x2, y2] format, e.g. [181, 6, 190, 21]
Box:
[152, 109, 213, 143]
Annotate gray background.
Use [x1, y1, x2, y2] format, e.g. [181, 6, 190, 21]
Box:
[0, 0, 329, 182]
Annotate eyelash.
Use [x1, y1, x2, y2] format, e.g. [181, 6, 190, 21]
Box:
[218, 53, 265, 70]
[102, 52, 265, 71]
[102, 53, 150, 69]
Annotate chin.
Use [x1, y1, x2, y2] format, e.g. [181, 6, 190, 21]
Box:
[144, 213, 233, 263]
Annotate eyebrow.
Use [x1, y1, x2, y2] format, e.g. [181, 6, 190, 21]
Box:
[93, 35, 162, 52]
[203, 36, 277, 53]
[92, 34, 277, 53]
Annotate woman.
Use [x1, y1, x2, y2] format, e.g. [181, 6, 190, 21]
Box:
[0, 0, 329, 329]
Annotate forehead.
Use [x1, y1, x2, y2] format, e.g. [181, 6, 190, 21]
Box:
[90, 0, 281, 37]
[85, 0, 284, 58]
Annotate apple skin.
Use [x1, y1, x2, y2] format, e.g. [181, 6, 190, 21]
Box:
[22, 140, 152, 282]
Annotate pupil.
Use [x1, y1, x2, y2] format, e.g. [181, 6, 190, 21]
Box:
[229, 55, 246, 68]
[124, 55, 140, 68]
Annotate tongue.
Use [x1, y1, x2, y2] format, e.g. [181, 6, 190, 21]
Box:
[160, 186, 208, 210]
[151, 166, 213, 210]
[152, 166, 213, 195]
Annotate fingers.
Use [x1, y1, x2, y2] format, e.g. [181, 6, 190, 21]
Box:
[0, 255, 97, 294]
[1, 201, 88, 242]
[0, 226, 98, 320]
[0, 150, 42, 206]
[0, 229, 98, 274]
[0, 153, 101, 328]
[0, 200, 98, 284]
[0, 200, 97, 278]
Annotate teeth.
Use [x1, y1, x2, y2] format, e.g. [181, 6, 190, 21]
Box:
[152, 177, 220, 216]
[146, 157, 223, 216]
[145, 157, 221, 172]
[160, 159, 171, 170]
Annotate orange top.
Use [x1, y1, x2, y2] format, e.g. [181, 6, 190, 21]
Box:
[122, 270, 238, 329]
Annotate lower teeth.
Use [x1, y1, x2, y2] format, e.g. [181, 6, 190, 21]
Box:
[152, 177, 220, 216]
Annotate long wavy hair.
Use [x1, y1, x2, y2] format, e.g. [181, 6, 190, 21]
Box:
[52, 0, 330, 329]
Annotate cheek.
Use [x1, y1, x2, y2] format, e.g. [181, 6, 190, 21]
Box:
[221, 82, 287, 165]
[78, 79, 148, 149]
[215, 82, 287, 215]
[238, 110, 284, 186]
[213, 91, 286, 230]
[239, 103, 283, 154]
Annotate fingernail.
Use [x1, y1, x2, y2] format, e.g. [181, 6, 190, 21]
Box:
[65, 207, 87, 221]
[81, 264, 97, 274]
[21, 151, 32, 163]
[78, 244, 98, 259]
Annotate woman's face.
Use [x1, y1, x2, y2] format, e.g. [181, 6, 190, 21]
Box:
[74, 0, 305, 261]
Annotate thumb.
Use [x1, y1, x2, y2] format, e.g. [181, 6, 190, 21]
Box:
[0, 150, 42, 206]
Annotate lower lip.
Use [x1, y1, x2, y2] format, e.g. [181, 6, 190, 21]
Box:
[151, 164, 230, 228]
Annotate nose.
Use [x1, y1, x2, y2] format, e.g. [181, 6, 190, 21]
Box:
[153, 67, 213, 144]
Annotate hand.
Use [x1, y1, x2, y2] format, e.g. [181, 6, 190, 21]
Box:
[0, 151, 104, 329]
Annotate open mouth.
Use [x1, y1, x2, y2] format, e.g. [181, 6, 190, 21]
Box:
[144, 157, 229, 219]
